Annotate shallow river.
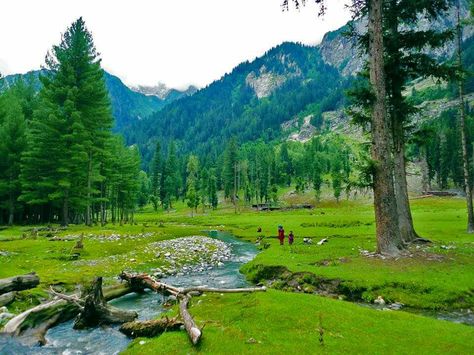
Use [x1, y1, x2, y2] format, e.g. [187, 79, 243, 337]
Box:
[1, 232, 472, 354]
[0, 231, 258, 355]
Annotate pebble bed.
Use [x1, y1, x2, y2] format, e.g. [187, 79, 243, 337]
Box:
[148, 236, 232, 278]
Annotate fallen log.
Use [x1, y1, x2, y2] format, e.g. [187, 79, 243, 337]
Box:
[2, 282, 133, 346]
[0, 273, 40, 295]
[0, 292, 16, 307]
[119, 271, 266, 346]
[2, 299, 76, 346]
[179, 295, 201, 345]
[73, 277, 137, 329]
[120, 316, 183, 338]
[119, 271, 180, 296]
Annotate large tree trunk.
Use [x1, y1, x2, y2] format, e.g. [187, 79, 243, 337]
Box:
[0, 273, 40, 295]
[393, 121, 419, 243]
[456, 1, 474, 233]
[368, 0, 404, 255]
[86, 152, 93, 226]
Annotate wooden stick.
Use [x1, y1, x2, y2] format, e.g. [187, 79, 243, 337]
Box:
[179, 295, 201, 345]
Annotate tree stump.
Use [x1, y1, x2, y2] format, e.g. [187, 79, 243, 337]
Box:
[73, 277, 137, 329]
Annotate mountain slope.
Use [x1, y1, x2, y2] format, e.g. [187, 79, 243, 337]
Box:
[1, 70, 173, 130]
[125, 42, 349, 164]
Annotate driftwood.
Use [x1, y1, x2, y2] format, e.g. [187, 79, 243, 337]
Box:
[0, 292, 16, 307]
[72, 277, 137, 329]
[3, 271, 265, 347]
[119, 271, 266, 345]
[2, 282, 133, 346]
[0, 272, 40, 295]
[120, 316, 183, 338]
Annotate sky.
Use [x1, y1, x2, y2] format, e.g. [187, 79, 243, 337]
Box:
[0, 0, 351, 89]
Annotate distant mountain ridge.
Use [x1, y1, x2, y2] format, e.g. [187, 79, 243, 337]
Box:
[1, 70, 195, 130]
[122, 1, 473, 167]
[132, 83, 198, 100]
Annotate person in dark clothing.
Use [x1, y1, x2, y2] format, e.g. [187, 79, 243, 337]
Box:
[288, 231, 294, 245]
[278, 225, 285, 245]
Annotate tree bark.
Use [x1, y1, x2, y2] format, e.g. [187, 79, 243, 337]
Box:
[368, 0, 404, 255]
[179, 294, 201, 345]
[73, 277, 137, 329]
[456, 0, 474, 233]
[0, 273, 40, 295]
[393, 121, 419, 243]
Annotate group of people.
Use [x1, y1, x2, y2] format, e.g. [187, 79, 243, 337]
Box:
[256, 225, 295, 246]
[278, 225, 294, 245]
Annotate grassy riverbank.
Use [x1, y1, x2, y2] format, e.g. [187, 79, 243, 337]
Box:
[1, 193, 474, 352]
[126, 290, 474, 354]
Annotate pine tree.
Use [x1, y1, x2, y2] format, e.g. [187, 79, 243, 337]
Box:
[208, 168, 218, 209]
[20, 18, 113, 226]
[150, 142, 162, 211]
[381, 0, 453, 241]
[0, 87, 27, 225]
[186, 155, 200, 216]
[279, 142, 293, 186]
[223, 138, 239, 210]
[161, 142, 179, 210]
[455, 0, 474, 232]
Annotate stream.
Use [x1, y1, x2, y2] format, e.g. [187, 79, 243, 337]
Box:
[0, 231, 258, 355]
[1, 232, 472, 354]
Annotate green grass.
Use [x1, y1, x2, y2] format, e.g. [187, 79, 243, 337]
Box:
[1, 192, 474, 353]
[125, 290, 474, 354]
[137, 195, 474, 309]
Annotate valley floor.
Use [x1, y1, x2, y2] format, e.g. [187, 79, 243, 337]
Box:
[1, 193, 473, 353]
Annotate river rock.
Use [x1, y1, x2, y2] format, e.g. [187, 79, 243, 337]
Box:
[374, 296, 386, 305]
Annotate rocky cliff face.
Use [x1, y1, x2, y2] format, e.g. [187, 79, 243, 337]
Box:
[319, 1, 473, 76]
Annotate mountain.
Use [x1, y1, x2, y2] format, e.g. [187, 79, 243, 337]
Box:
[1, 70, 168, 130]
[123, 1, 474, 168]
[132, 83, 198, 100]
[124, 42, 350, 164]
[320, 0, 473, 76]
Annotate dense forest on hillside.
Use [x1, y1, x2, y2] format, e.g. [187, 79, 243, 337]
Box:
[125, 43, 350, 164]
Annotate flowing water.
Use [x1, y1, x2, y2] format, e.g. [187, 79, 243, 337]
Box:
[1, 232, 472, 354]
[0, 231, 258, 355]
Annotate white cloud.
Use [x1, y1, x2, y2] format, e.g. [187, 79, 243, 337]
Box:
[0, 0, 351, 88]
